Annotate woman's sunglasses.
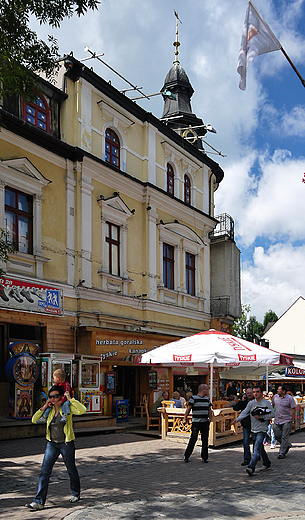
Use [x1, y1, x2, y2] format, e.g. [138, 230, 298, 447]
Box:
[49, 393, 60, 399]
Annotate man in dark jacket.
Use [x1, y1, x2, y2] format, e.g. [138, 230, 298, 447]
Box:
[226, 381, 237, 397]
[233, 388, 253, 465]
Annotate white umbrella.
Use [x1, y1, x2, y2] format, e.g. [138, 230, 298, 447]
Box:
[139, 329, 292, 400]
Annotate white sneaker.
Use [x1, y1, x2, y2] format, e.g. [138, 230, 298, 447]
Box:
[69, 496, 80, 503]
[25, 502, 44, 510]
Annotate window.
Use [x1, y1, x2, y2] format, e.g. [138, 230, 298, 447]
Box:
[184, 174, 191, 205]
[105, 129, 120, 168]
[5, 188, 33, 254]
[163, 243, 174, 289]
[167, 164, 174, 195]
[106, 222, 120, 276]
[23, 95, 49, 132]
[186, 252, 195, 296]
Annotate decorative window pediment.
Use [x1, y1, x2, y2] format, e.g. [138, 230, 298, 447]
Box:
[0, 158, 51, 191]
[0, 157, 50, 278]
[98, 194, 134, 225]
[159, 222, 203, 247]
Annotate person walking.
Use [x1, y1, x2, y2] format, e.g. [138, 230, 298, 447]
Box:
[25, 385, 86, 510]
[272, 385, 296, 459]
[233, 385, 275, 476]
[182, 383, 212, 463]
[233, 387, 253, 466]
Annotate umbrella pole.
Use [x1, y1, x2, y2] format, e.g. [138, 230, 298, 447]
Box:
[209, 363, 213, 402]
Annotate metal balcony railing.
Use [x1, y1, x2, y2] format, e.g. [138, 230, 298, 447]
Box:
[209, 213, 234, 240]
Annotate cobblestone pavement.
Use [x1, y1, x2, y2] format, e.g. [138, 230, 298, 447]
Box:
[1, 430, 305, 520]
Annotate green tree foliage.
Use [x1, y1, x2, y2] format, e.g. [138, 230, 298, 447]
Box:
[0, 0, 99, 101]
[233, 304, 278, 342]
[232, 303, 251, 339]
[0, 229, 16, 276]
[263, 309, 278, 330]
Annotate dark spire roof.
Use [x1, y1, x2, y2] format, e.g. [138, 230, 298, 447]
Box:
[160, 13, 206, 139]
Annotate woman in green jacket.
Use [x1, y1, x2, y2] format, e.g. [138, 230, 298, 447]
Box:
[25, 384, 86, 511]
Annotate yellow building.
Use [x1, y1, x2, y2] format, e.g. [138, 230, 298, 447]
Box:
[0, 48, 240, 415]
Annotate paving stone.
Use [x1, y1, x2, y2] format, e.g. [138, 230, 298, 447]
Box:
[1, 430, 305, 519]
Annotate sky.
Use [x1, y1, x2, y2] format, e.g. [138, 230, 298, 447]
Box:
[30, 0, 305, 323]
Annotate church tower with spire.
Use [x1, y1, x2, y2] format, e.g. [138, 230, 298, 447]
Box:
[160, 12, 208, 146]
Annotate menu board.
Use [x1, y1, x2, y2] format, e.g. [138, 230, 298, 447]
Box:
[149, 370, 157, 390]
[156, 368, 169, 392]
[116, 399, 129, 422]
[106, 372, 116, 394]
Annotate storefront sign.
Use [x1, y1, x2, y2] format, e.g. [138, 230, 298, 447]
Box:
[0, 276, 63, 315]
[155, 367, 169, 392]
[106, 372, 116, 394]
[286, 366, 305, 377]
[116, 399, 129, 422]
[94, 332, 174, 363]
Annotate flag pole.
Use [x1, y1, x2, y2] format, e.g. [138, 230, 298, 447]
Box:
[280, 47, 305, 88]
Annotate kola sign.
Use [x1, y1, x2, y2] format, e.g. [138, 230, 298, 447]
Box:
[285, 366, 305, 377]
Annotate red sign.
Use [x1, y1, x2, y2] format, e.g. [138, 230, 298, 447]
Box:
[238, 354, 257, 361]
[0, 276, 63, 315]
[173, 354, 192, 362]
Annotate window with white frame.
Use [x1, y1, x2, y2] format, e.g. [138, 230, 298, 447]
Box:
[105, 128, 120, 168]
[163, 243, 174, 289]
[158, 222, 204, 299]
[105, 222, 120, 276]
[5, 187, 33, 254]
[184, 174, 191, 205]
[185, 252, 195, 295]
[98, 194, 133, 293]
[166, 163, 174, 196]
[0, 158, 50, 277]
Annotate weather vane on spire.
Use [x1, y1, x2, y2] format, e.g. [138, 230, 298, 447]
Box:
[173, 10, 182, 62]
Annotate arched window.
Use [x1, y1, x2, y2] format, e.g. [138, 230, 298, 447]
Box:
[105, 129, 120, 168]
[167, 163, 174, 195]
[23, 94, 49, 132]
[184, 174, 191, 205]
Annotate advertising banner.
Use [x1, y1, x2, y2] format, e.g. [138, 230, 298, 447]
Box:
[94, 331, 174, 363]
[0, 276, 63, 315]
[285, 366, 305, 378]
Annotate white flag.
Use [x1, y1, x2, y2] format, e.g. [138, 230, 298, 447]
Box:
[237, 1, 281, 90]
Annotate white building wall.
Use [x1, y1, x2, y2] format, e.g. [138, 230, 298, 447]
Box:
[263, 297, 305, 355]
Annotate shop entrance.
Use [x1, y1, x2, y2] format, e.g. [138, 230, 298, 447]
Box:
[115, 366, 137, 412]
[174, 374, 207, 395]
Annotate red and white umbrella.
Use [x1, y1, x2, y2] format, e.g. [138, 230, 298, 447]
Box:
[139, 329, 293, 399]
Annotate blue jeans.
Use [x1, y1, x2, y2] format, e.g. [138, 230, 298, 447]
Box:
[248, 431, 270, 472]
[33, 441, 80, 505]
[184, 421, 210, 461]
[264, 423, 275, 446]
[243, 426, 251, 463]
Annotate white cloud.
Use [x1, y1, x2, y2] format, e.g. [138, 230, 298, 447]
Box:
[242, 243, 305, 321]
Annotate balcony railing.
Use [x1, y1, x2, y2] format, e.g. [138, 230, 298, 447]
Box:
[209, 213, 234, 240]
